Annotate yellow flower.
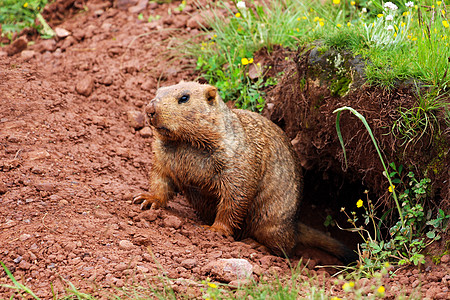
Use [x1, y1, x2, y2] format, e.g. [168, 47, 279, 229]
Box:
[248, 58, 254, 64]
[442, 9, 446, 15]
[388, 185, 395, 193]
[347, 22, 352, 26]
[377, 14, 384, 18]
[207, 282, 218, 289]
[342, 281, 355, 292]
[313, 16, 320, 22]
[296, 28, 300, 32]
[401, 21, 406, 27]
[23, 2, 28, 7]
[241, 57, 249, 65]
[443, 20, 449, 28]
[235, 12, 241, 18]
[351, 1, 356, 5]
[403, 11, 409, 16]
[331, 297, 342, 300]
[302, 16, 307, 19]
[297, 17, 301, 21]
[438, 1, 442, 5]
[337, 23, 342, 27]
[377, 285, 386, 295]
[356, 199, 363, 208]
[319, 21, 325, 26]
[333, 0, 340, 4]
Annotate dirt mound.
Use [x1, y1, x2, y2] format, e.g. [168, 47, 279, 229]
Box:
[0, 0, 449, 298]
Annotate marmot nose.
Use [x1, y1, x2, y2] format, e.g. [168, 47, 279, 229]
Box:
[145, 100, 156, 117]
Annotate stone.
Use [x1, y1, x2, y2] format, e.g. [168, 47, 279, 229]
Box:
[35, 39, 57, 53]
[206, 258, 253, 283]
[181, 259, 197, 269]
[20, 233, 32, 241]
[128, 0, 148, 13]
[76, 76, 95, 97]
[440, 254, 449, 263]
[27, 150, 50, 160]
[21, 50, 36, 61]
[127, 111, 146, 129]
[34, 182, 56, 192]
[118, 240, 134, 250]
[6, 37, 27, 56]
[163, 215, 183, 229]
[140, 209, 158, 222]
[139, 126, 153, 138]
[0, 182, 7, 194]
[116, 0, 139, 10]
[55, 27, 71, 39]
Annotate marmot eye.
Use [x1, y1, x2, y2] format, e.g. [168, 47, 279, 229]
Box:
[178, 94, 190, 104]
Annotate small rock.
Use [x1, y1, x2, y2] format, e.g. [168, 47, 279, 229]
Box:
[18, 260, 32, 270]
[55, 27, 71, 39]
[127, 111, 146, 129]
[76, 76, 95, 97]
[100, 75, 114, 86]
[118, 240, 134, 250]
[35, 39, 56, 53]
[140, 209, 158, 222]
[20, 233, 32, 241]
[20, 50, 36, 61]
[59, 199, 69, 206]
[0, 182, 7, 194]
[181, 259, 197, 269]
[248, 63, 263, 80]
[13, 256, 23, 264]
[34, 182, 56, 192]
[139, 126, 153, 138]
[128, 0, 148, 13]
[27, 150, 50, 160]
[228, 278, 251, 289]
[116, 0, 139, 10]
[206, 258, 253, 283]
[440, 254, 449, 263]
[411, 279, 421, 288]
[60, 36, 76, 50]
[6, 37, 27, 56]
[0, 51, 8, 58]
[115, 262, 129, 271]
[163, 215, 183, 229]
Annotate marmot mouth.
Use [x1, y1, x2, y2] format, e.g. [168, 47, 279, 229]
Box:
[155, 126, 171, 136]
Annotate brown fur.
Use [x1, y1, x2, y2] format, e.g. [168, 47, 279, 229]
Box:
[134, 82, 357, 264]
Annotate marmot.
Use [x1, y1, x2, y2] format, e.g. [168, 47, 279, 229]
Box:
[133, 82, 357, 264]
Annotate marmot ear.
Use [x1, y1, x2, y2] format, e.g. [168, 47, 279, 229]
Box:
[205, 86, 217, 104]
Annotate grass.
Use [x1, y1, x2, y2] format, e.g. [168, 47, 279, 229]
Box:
[185, 0, 450, 104]
[0, 0, 54, 41]
[2, 259, 407, 299]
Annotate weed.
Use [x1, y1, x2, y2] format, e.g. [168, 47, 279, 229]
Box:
[0, 0, 54, 40]
[335, 107, 450, 273]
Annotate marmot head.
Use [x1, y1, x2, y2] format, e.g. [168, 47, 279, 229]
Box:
[145, 82, 226, 147]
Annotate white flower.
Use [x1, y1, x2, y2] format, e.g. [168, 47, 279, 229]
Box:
[362, 7, 367, 13]
[386, 15, 394, 21]
[384, 2, 398, 10]
[386, 25, 394, 31]
[237, 1, 246, 9]
[405, 1, 414, 8]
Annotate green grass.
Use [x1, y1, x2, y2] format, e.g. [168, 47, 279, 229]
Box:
[185, 0, 450, 106]
[0, 0, 54, 40]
